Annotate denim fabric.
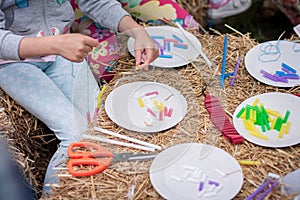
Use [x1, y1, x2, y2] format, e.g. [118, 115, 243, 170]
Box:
[0, 56, 98, 195]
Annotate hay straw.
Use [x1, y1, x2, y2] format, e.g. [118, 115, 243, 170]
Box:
[1, 19, 300, 199]
[37, 30, 300, 200]
[0, 88, 57, 196]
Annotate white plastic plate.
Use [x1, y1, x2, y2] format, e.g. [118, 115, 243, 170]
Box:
[149, 143, 243, 200]
[105, 81, 187, 133]
[233, 92, 300, 147]
[128, 26, 201, 68]
[245, 40, 300, 87]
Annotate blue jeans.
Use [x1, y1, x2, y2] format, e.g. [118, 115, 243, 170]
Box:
[0, 56, 98, 195]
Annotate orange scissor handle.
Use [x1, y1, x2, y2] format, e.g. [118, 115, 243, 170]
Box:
[68, 157, 113, 176]
[68, 142, 112, 158]
[67, 142, 114, 177]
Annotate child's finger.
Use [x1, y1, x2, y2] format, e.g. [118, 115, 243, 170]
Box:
[134, 48, 143, 66]
[143, 47, 158, 63]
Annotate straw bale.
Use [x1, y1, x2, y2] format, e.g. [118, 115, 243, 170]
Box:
[41, 28, 300, 200]
[176, 0, 208, 25]
[0, 88, 58, 197]
[1, 24, 299, 199]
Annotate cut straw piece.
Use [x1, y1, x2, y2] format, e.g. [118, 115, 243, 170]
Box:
[94, 127, 161, 150]
[97, 84, 107, 108]
[238, 160, 261, 166]
[281, 62, 297, 74]
[230, 57, 241, 86]
[256, 180, 279, 200]
[175, 22, 212, 66]
[221, 36, 228, 87]
[245, 179, 272, 200]
[82, 133, 156, 152]
[224, 24, 244, 36]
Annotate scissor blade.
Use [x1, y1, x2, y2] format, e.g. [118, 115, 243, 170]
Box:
[113, 153, 156, 162]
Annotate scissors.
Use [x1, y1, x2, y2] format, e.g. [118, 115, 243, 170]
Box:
[67, 142, 156, 177]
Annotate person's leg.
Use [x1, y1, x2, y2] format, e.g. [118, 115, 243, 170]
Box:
[0, 137, 37, 200]
[208, 0, 253, 19]
[42, 58, 98, 194]
[0, 60, 82, 144]
[0, 59, 89, 195]
[45, 56, 99, 133]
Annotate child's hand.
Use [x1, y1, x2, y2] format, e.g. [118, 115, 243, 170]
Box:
[56, 33, 99, 62]
[133, 29, 159, 69]
[118, 16, 159, 69]
[18, 33, 98, 62]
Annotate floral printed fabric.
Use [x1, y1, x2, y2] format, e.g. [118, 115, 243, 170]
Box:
[119, 0, 198, 28]
[71, 0, 198, 82]
[273, 0, 300, 25]
[71, 0, 118, 82]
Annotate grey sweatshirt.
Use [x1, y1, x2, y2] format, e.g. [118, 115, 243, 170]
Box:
[0, 0, 129, 61]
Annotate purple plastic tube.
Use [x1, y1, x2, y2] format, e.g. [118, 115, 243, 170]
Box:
[245, 179, 272, 200]
[256, 181, 279, 200]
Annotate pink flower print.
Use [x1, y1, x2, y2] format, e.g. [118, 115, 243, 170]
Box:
[71, 18, 93, 36]
[92, 28, 111, 41]
[108, 42, 118, 54]
[184, 14, 198, 28]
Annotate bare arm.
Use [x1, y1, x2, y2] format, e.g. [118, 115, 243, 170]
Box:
[118, 15, 142, 32]
[18, 16, 158, 66]
[18, 33, 99, 62]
